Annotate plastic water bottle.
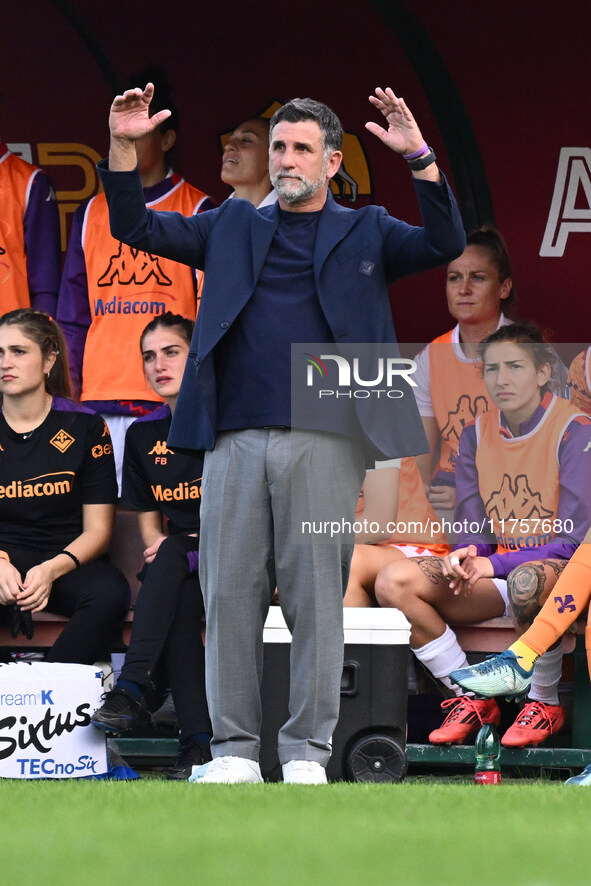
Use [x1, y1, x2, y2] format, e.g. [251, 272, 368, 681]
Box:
[474, 723, 501, 784]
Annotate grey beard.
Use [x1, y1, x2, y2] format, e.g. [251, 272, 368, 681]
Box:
[271, 160, 329, 204]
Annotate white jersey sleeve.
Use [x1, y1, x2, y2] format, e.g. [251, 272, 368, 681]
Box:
[412, 344, 434, 416]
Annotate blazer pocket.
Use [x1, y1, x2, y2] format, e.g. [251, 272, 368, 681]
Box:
[333, 239, 372, 265]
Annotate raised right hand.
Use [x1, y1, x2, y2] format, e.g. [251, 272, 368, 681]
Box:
[109, 82, 171, 142]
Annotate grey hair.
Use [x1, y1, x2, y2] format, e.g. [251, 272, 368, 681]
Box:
[270, 98, 343, 153]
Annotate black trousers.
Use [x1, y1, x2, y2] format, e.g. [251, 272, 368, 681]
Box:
[120, 534, 210, 740]
[0, 546, 129, 664]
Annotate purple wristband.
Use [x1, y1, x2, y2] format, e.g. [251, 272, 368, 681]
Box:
[403, 142, 428, 161]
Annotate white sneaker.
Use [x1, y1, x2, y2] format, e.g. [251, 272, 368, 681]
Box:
[282, 760, 327, 784]
[188, 755, 263, 784]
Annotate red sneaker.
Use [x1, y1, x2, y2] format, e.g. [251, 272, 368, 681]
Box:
[429, 696, 501, 744]
[501, 701, 565, 748]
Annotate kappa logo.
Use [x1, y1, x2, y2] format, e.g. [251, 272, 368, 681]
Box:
[441, 394, 488, 447]
[554, 594, 576, 614]
[486, 473, 553, 521]
[149, 441, 175, 457]
[50, 429, 75, 453]
[97, 243, 173, 287]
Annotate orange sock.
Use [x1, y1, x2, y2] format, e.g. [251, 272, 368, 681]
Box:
[519, 544, 591, 656]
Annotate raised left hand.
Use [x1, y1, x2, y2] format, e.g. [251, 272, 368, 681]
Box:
[365, 87, 426, 156]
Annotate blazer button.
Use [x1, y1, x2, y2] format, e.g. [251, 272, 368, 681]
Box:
[194, 357, 200, 366]
[220, 321, 230, 329]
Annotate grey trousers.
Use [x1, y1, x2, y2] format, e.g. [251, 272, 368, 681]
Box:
[199, 428, 365, 765]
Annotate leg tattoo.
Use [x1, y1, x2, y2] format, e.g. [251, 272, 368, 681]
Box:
[508, 560, 567, 629]
[414, 557, 445, 586]
[544, 560, 568, 580]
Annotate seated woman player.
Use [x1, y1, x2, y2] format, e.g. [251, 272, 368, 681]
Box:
[413, 226, 566, 514]
[91, 313, 210, 780]
[344, 457, 449, 608]
[451, 345, 591, 700]
[374, 322, 591, 748]
[413, 226, 517, 514]
[0, 308, 128, 661]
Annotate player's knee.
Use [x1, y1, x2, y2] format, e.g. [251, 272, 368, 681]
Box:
[375, 559, 415, 610]
[85, 563, 130, 618]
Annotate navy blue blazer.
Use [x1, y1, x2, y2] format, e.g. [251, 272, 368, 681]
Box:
[98, 161, 465, 460]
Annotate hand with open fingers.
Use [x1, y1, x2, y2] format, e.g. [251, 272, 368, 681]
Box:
[0, 560, 23, 606]
[109, 81, 172, 142]
[365, 87, 426, 156]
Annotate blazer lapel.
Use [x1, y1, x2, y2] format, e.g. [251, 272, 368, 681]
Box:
[313, 193, 358, 284]
[250, 201, 280, 285]
[197, 202, 279, 359]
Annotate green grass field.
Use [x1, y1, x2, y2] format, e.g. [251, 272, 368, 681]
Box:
[3, 777, 591, 886]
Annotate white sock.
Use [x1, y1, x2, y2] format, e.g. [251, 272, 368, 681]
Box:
[529, 641, 563, 706]
[413, 625, 469, 695]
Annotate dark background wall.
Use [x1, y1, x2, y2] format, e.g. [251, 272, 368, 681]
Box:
[4, 0, 589, 347]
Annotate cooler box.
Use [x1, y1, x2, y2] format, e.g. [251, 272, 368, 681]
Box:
[0, 662, 108, 779]
[260, 607, 410, 782]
